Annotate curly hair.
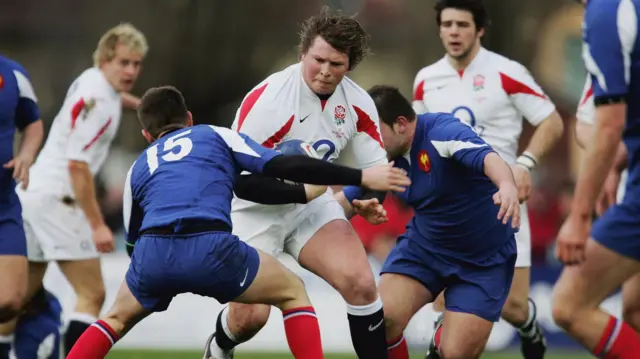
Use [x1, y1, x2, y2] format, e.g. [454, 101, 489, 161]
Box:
[298, 6, 371, 71]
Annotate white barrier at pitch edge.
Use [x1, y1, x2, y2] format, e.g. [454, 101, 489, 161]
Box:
[42, 254, 623, 353]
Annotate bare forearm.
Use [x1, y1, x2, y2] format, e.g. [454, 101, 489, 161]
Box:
[69, 164, 104, 228]
[484, 152, 517, 188]
[571, 105, 625, 217]
[524, 112, 564, 160]
[18, 120, 43, 160]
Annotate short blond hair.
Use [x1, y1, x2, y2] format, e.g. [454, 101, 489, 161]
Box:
[92, 23, 149, 66]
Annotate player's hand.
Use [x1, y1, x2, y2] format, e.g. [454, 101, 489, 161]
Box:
[304, 184, 328, 202]
[596, 169, 621, 216]
[92, 224, 115, 253]
[352, 198, 388, 225]
[511, 165, 532, 203]
[362, 162, 411, 192]
[493, 182, 520, 228]
[4, 153, 34, 190]
[555, 214, 590, 265]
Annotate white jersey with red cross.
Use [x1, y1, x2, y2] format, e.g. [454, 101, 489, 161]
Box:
[412, 47, 556, 164]
[26, 67, 122, 197]
[231, 62, 387, 210]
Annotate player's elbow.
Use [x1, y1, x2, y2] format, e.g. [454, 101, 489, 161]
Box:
[539, 111, 564, 140]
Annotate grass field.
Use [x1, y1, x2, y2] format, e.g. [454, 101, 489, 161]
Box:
[107, 350, 592, 359]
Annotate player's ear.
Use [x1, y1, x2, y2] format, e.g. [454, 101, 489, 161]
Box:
[141, 129, 154, 143]
[477, 27, 485, 39]
[395, 116, 408, 133]
[186, 111, 194, 127]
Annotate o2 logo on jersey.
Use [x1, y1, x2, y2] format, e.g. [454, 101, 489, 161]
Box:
[451, 106, 485, 136]
[146, 130, 193, 174]
[312, 139, 336, 161]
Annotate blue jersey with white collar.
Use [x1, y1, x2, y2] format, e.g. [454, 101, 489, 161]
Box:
[123, 125, 280, 245]
[0, 56, 39, 201]
[347, 113, 516, 264]
[583, 0, 640, 184]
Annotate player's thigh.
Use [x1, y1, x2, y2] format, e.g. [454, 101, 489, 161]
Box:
[445, 254, 516, 324]
[294, 194, 374, 301]
[621, 273, 640, 331]
[103, 279, 151, 336]
[231, 204, 291, 258]
[234, 248, 307, 308]
[0, 201, 28, 307]
[379, 273, 433, 336]
[553, 238, 640, 324]
[440, 310, 493, 359]
[514, 203, 532, 268]
[57, 258, 105, 301]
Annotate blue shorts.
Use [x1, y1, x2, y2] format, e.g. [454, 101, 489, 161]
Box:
[381, 234, 516, 322]
[126, 231, 260, 312]
[592, 198, 640, 261]
[0, 197, 26, 256]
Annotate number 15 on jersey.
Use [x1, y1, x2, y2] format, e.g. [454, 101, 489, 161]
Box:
[146, 130, 194, 175]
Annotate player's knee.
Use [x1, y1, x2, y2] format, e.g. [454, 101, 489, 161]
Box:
[440, 341, 483, 359]
[228, 304, 270, 339]
[334, 267, 377, 304]
[551, 293, 578, 330]
[501, 295, 529, 325]
[77, 284, 106, 307]
[382, 306, 408, 340]
[622, 304, 640, 332]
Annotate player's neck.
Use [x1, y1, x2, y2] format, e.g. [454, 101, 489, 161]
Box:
[447, 44, 482, 72]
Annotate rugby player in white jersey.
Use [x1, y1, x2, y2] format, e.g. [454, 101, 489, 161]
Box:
[0, 23, 148, 356]
[209, 7, 392, 359]
[412, 1, 564, 358]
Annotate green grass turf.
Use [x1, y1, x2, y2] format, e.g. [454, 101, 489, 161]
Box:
[107, 350, 592, 359]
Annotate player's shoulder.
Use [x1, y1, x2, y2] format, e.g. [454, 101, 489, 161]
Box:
[414, 57, 450, 83]
[339, 76, 377, 110]
[251, 63, 300, 96]
[0, 56, 29, 77]
[72, 67, 114, 96]
[483, 49, 531, 79]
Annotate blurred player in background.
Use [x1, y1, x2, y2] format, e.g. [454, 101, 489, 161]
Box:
[412, 1, 564, 357]
[341, 85, 521, 359]
[0, 55, 44, 357]
[0, 23, 148, 356]
[552, 0, 640, 358]
[66, 86, 409, 359]
[12, 287, 63, 359]
[211, 7, 392, 359]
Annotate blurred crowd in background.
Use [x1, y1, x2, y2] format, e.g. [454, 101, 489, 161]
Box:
[2, 0, 588, 265]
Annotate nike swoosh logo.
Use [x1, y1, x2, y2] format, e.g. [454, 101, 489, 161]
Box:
[300, 114, 311, 123]
[368, 318, 384, 331]
[239, 268, 249, 287]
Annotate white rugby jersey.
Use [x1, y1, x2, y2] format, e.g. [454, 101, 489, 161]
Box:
[412, 47, 556, 164]
[231, 62, 387, 210]
[25, 67, 122, 197]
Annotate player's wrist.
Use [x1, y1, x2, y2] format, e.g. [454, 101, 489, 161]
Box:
[515, 151, 538, 171]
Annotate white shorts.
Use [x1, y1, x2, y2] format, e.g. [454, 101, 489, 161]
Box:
[17, 189, 98, 262]
[514, 202, 531, 268]
[231, 191, 347, 261]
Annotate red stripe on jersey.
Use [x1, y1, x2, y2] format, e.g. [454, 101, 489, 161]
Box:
[262, 115, 294, 148]
[70, 98, 85, 130]
[237, 83, 268, 131]
[580, 86, 594, 106]
[413, 80, 425, 102]
[82, 118, 112, 151]
[499, 72, 545, 99]
[353, 106, 384, 148]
